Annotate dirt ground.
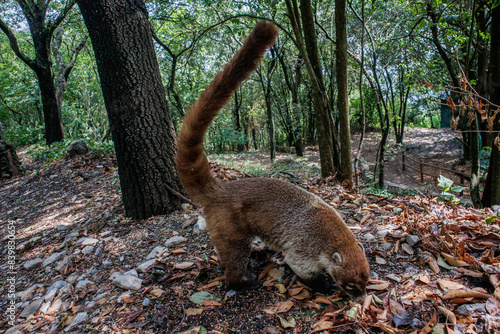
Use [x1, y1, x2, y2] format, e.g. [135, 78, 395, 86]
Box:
[1, 128, 498, 334]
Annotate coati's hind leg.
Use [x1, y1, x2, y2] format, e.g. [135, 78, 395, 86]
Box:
[210, 231, 252, 289]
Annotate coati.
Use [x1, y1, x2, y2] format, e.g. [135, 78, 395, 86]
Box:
[176, 21, 370, 300]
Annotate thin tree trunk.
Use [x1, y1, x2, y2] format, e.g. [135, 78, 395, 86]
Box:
[336, 0, 353, 181]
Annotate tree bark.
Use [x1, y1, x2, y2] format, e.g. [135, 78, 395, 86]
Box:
[77, 0, 184, 219]
[336, 0, 353, 181]
[483, 4, 500, 207]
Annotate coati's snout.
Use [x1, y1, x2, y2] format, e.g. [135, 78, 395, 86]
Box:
[328, 245, 370, 301]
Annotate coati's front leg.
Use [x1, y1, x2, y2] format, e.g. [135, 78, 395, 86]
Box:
[285, 252, 333, 294]
[210, 231, 252, 289]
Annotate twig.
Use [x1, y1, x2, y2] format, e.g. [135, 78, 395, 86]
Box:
[164, 183, 198, 208]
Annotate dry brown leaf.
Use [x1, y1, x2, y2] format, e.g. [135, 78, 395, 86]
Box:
[175, 262, 194, 270]
[367, 281, 390, 291]
[171, 248, 186, 254]
[416, 273, 431, 285]
[419, 310, 438, 334]
[185, 308, 204, 316]
[311, 320, 334, 332]
[437, 305, 457, 325]
[291, 289, 310, 301]
[437, 280, 466, 291]
[442, 288, 490, 300]
[314, 297, 332, 305]
[441, 253, 470, 267]
[258, 263, 278, 281]
[201, 299, 221, 307]
[264, 300, 294, 315]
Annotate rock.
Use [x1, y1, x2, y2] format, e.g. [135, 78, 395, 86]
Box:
[82, 246, 94, 255]
[49, 174, 58, 179]
[76, 237, 99, 246]
[181, 203, 193, 211]
[45, 298, 63, 315]
[165, 235, 187, 248]
[19, 299, 43, 318]
[118, 292, 132, 303]
[16, 284, 44, 301]
[5, 325, 23, 334]
[42, 250, 66, 267]
[386, 274, 402, 282]
[406, 235, 420, 247]
[64, 311, 88, 332]
[64, 232, 79, 242]
[55, 256, 72, 273]
[95, 245, 103, 256]
[67, 139, 89, 158]
[193, 216, 207, 235]
[44, 280, 70, 301]
[146, 246, 166, 260]
[111, 272, 143, 291]
[125, 269, 139, 277]
[456, 303, 486, 315]
[100, 231, 112, 237]
[137, 259, 156, 273]
[76, 280, 94, 290]
[143, 297, 151, 307]
[364, 233, 375, 242]
[24, 258, 43, 270]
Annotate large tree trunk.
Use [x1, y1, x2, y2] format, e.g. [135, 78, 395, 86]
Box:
[77, 0, 184, 219]
[483, 4, 500, 207]
[336, 0, 353, 181]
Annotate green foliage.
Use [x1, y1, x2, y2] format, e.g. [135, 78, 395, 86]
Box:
[26, 140, 114, 162]
[437, 175, 467, 202]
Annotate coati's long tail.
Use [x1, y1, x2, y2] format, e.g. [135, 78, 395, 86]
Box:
[176, 21, 278, 206]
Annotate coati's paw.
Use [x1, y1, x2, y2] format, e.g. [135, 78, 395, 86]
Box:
[303, 276, 335, 295]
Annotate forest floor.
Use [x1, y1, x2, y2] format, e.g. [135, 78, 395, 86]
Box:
[1, 128, 500, 334]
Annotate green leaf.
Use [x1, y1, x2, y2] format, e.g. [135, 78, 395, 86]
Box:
[189, 291, 219, 304]
[437, 175, 453, 191]
[451, 186, 467, 193]
[486, 216, 498, 225]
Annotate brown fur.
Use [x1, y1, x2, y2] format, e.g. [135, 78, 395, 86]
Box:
[176, 22, 370, 299]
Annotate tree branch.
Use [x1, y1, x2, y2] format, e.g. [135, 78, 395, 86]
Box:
[0, 17, 37, 70]
[47, 0, 76, 34]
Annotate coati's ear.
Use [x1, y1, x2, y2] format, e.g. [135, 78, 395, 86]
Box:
[332, 252, 343, 266]
[358, 242, 365, 252]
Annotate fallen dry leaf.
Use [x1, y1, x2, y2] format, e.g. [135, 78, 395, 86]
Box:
[264, 300, 294, 315]
[437, 305, 457, 325]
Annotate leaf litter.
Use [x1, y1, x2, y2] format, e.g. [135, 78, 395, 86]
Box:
[0, 148, 499, 333]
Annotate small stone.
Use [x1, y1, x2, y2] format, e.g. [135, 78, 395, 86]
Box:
[386, 274, 401, 282]
[24, 258, 43, 270]
[64, 232, 79, 242]
[95, 245, 103, 256]
[181, 203, 193, 211]
[111, 272, 143, 291]
[76, 280, 94, 290]
[64, 312, 88, 332]
[118, 292, 132, 303]
[125, 269, 138, 277]
[57, 224, 69, 231]
[5, 325, 23, 334]
[364, 233, 375, 242]
[137, 259, 156, 273]
[46, 298, 63, 315]
[406, 235, 420, 247]
[377, 229, 390, 237]
[146, 246, 166, 260]
[82, 246, 94, 255]
[142, 297, 151, 307]
[456, 303, 486, 315]
[42, 251, 66, 267]
[19, 299, 43, 318]
[16, 284, 43, 301]
[165, 235, 187, 248]
[76, 237, 99, 246]
[44, 280, 70, 301]
[100, 231, 112, 237]
[55, 256, 72, 273]
[382, 242, 393, 250]
[49, 174, 58, 179]
[193, 216, 207, 235]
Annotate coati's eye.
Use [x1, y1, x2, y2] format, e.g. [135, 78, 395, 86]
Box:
[332, 252, 343, 266]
